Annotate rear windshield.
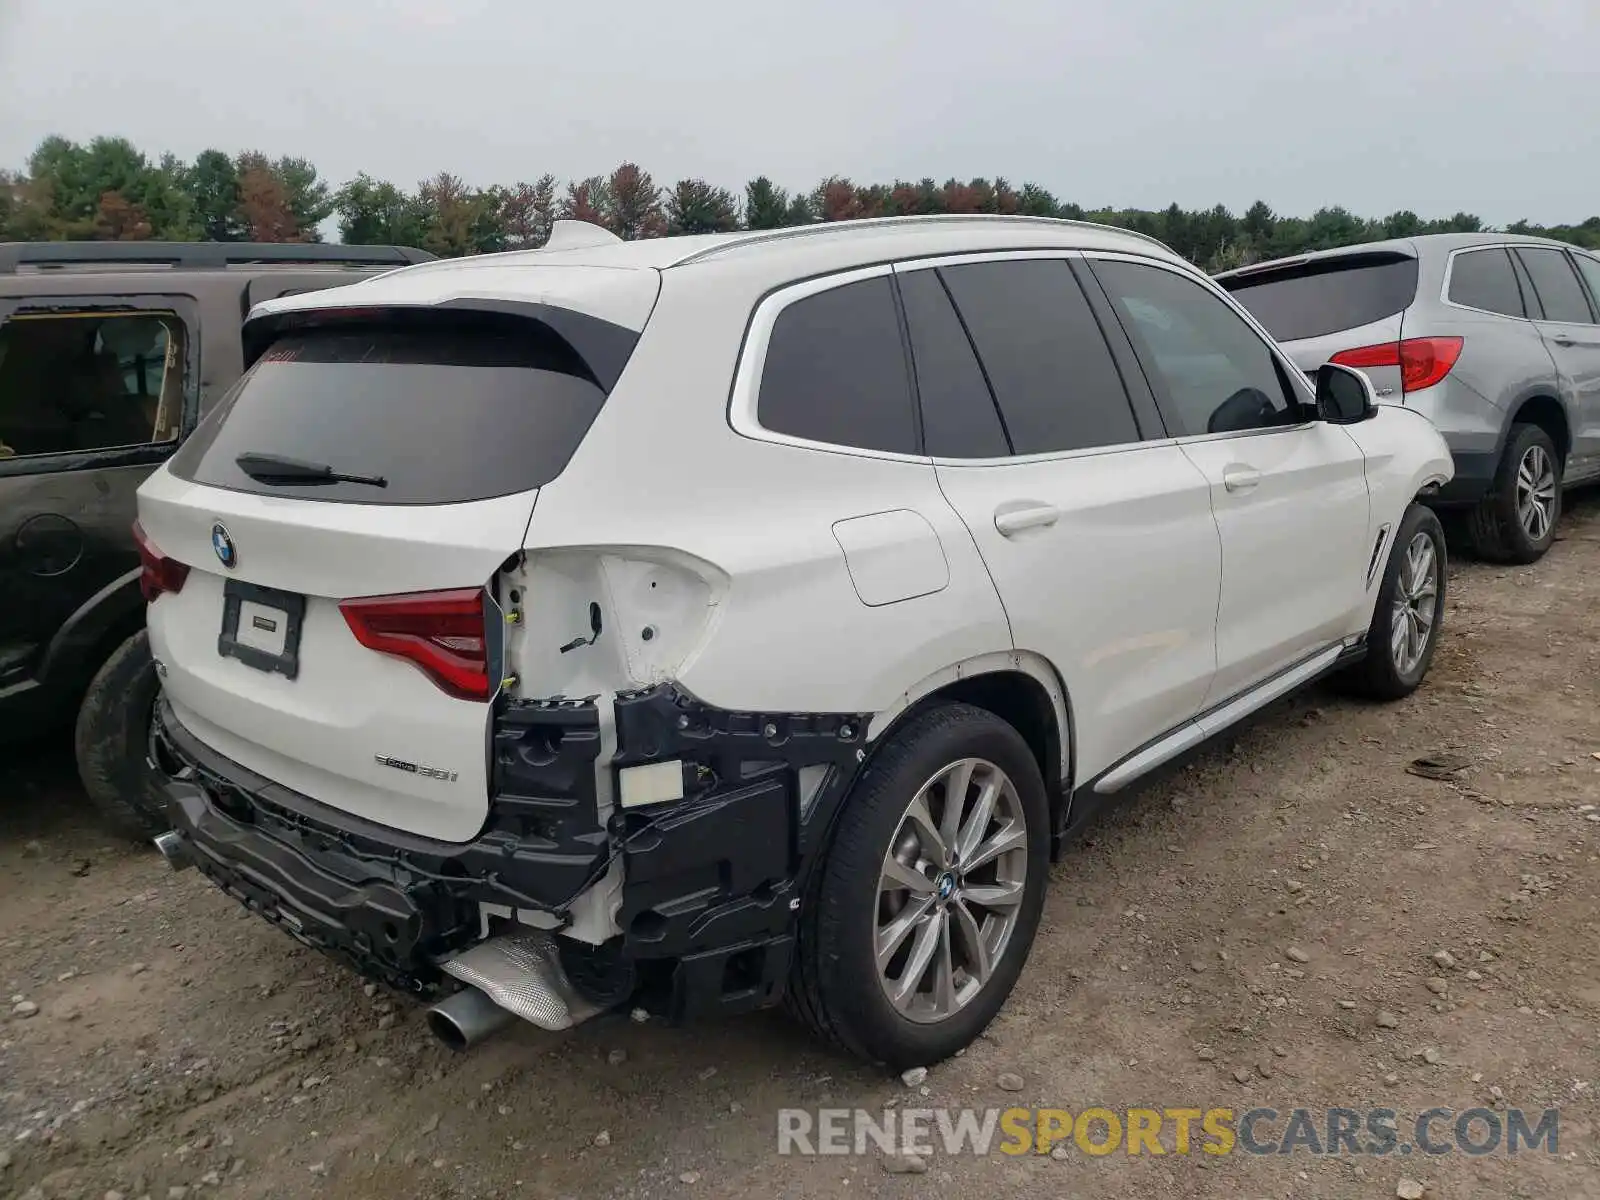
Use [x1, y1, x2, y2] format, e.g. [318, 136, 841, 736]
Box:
[1220, 253, 1419, 343]
[168, 315, 617, 504]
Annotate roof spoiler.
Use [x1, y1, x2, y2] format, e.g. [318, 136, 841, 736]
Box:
[240, 299, 641, 393]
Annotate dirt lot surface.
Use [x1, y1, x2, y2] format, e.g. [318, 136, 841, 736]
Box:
[3, 493, 1599, 1200]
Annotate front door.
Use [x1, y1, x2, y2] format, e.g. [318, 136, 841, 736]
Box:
[894, 256, 1222, 785]
[1086, 255, 1372, 705]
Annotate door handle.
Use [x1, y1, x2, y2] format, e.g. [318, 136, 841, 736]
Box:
[993, 503, 1060, 537]
[1552, 333, 1576, 347]
[1222, 465, 1262, 493]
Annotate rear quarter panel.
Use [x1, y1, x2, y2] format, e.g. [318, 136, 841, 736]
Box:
[1403, 258, 1560, 457]
[514, 261, 1015, 718]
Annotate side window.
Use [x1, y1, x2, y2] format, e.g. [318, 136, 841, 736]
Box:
[756, 276, 918, 455]
[1447, 248, 1526, 317]
[1569, 253, 1600, 317]
[1091, 259, 1305, 438]
[938, 258, 1140, 455]
[0, 311, 186, 460]
[1514, 248, 1595, 324]
[896, 268, 1009, 458]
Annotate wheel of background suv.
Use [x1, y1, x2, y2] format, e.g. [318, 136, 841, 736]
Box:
[1468, 423, 1561, 564]
[1339, 503, 1447, 701]
[787, 702, 1050, 1069]
[74, 629, 169, 842]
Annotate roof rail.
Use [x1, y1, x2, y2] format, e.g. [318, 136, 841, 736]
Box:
[0, 241, 436, 274]
[670, 213, 1175, 267]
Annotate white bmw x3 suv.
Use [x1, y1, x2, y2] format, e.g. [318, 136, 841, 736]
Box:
[136, 215, 1453, 1068]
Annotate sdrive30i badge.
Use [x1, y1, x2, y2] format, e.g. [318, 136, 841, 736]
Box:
[374, 754, 459, 783]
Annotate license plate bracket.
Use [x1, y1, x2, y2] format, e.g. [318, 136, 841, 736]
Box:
[218, 579, 306, 680]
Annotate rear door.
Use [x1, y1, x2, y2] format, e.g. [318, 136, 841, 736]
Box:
[899, 254, 1222, 784]
[1089, 255, 1371, 704]
[1513, 246, 1600, 476]
[139, 303, 644, 843]
[1219, 251, 1420, 399]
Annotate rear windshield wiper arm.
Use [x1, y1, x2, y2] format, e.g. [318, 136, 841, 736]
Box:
[235, 452, 388, 488]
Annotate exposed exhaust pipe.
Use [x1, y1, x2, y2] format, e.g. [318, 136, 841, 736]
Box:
[426, 986, 518, 1052]
[426, 930, 605, 1051]
[153, 830, 193, 871]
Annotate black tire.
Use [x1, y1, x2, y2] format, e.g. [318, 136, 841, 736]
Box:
[1467, 423, 1561, 564]
[73, 629, 168, 842]
[786, 702, 1050, 1069]
[1339, 503, 1447, 701]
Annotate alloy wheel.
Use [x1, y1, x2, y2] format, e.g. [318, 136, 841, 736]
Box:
[1390, 531, 1440, 677]
[1516, 443, 1557, 542]
[874, 758, 1029, 1024]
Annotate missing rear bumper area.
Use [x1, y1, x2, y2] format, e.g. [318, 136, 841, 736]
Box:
[152, 684, 871, 1023]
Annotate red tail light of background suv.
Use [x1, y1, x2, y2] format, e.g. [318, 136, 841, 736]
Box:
[1330, 336, 1464, 394]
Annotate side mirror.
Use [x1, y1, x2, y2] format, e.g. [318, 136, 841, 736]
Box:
[1315, 362, 1379, 424]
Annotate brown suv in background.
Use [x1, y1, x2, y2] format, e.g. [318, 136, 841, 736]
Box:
[0, 240, 433, 836]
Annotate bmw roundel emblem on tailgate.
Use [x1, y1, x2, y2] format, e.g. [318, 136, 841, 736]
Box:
[212, 523, 236, 569]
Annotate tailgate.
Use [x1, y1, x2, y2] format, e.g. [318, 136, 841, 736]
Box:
[136, 300, 649, 843]
[140, 475, 532, 842]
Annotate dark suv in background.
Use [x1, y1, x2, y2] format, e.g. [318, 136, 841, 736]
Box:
[1217, 234, 1600, 563]
[0, 240, 433, 836]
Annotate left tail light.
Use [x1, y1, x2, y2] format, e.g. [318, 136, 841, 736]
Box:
[339, 587, 490, 701]
[133, 520, 190, 602]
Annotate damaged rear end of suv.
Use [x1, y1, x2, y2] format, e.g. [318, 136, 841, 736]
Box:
[138, 226, 884, 1056]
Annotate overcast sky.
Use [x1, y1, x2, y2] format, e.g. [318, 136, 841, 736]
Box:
[1, 0, 1595, 228]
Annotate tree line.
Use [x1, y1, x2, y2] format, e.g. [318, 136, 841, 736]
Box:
[4, 135, 1598, 272]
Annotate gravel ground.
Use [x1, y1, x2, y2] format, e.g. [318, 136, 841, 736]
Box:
[3, 490, 1598, 1200]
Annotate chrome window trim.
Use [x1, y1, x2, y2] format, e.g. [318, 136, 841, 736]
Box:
[730, 244, 1327, 465]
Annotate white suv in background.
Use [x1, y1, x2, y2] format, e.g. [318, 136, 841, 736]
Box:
[137, 215, 1453, 1068]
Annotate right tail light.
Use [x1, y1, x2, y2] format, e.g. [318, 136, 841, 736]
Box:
[339, 587, 491, 701]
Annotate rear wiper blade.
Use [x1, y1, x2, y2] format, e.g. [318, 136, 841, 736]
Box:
[235, 452, 388, 488]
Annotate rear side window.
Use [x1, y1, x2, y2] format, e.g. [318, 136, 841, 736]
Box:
[1514, 248, 1596, 324]
[0, 310, 188, 459]
[756, 276, 918, 455]
[168, 315, 616, 504]
[1447, 248, 1525, 317]
[1221, 254, 1419, 342]
[896, 268, 1009, 458]
[938, 259, 1140, 455]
